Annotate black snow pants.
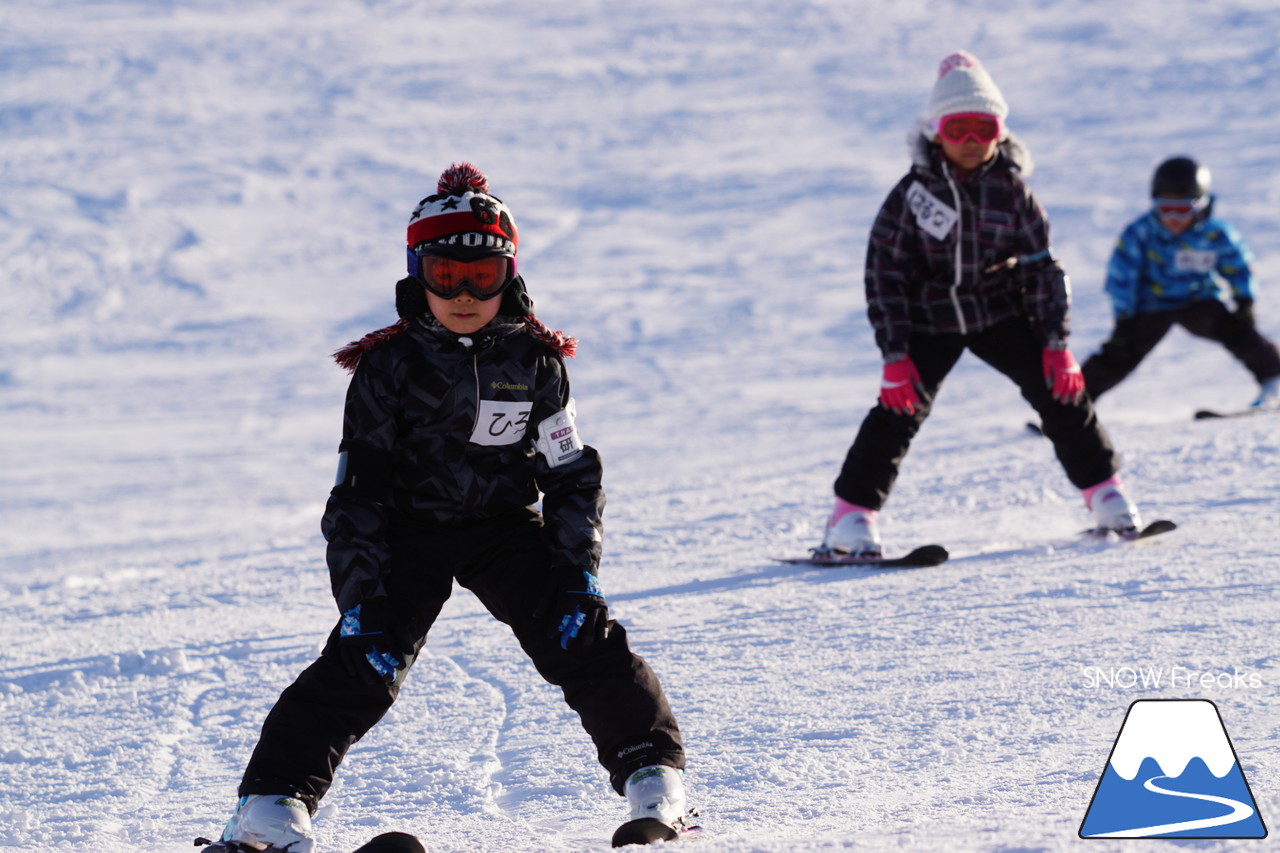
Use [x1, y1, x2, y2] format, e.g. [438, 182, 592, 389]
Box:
[238, 510, 683, 811]
[1082, 300, 1280, 400]
[834, 319, 1119, 510]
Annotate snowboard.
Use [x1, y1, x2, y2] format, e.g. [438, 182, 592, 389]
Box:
[774, 543, 949, 569]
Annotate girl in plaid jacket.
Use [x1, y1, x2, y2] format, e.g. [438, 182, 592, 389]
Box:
[819, 52, 1145, 559]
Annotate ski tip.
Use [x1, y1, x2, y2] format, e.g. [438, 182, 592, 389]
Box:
[612, 818, 679, 847]
[352, 832, 428, 853]
[1195, 406, 1271, 420]
[906, 544, 949, 565]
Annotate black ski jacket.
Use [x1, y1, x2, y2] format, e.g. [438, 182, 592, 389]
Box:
[321, 316, 604, 612]
[866, 130, 1071, 359]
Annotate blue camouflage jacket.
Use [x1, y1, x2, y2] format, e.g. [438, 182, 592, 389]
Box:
[1104, 210, 1254, 319]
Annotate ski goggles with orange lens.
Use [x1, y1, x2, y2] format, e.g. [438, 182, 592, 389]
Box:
[418, 254, 514, 300]
[1153, 196, 1209, 220]
[936, 113, 1002, 144]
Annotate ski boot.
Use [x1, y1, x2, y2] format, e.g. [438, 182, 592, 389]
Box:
[1082, 475, 1142, 536]
[611, 765, 698, 847]
[816, 498, 882, 559]
[196, 794, 317, 853]
[1252, 376, 1280, 410]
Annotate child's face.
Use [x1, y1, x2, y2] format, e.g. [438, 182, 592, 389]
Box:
[1158, 213, 1193, 236]
[937, 134, 999, 175]
[426, 289, 503, 334]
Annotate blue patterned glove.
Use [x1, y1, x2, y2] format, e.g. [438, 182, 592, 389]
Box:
[534, 567, 610, 651]
[337, 598, 405, 684]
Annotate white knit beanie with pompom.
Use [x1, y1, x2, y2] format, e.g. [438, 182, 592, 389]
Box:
[926, 50, 1008, 123]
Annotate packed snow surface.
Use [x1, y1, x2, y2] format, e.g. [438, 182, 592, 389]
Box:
[2, 1, 1278, 851]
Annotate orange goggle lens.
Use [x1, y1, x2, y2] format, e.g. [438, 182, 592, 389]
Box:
[419, 255, 513, 300]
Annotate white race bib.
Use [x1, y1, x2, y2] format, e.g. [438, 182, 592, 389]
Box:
[470, 400, 533, 446]
[1174, 248, 1217, 274]
[905, 181, 958, 241]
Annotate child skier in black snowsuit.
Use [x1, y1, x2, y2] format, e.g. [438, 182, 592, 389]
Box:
[206, 165, 690, 852]
[818, 52, 1146, 558]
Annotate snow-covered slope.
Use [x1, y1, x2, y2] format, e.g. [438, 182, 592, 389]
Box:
[2, 1, 1278, 851]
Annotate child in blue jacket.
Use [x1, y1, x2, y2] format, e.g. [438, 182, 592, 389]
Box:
[1082, 156, 1280, 408]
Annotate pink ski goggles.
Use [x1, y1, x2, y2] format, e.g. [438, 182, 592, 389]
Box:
[933, 112, 1003, 144]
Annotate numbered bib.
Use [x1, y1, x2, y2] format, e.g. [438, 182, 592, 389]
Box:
[470, 400, 533, 446]
[905, 181, 958, 241]
[1173, 248, 1217, 274]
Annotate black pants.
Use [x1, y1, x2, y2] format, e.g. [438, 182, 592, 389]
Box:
[1082, 301, 1280, 400]
[239, 511, 683, 810]
[834, 320, 1119, 510]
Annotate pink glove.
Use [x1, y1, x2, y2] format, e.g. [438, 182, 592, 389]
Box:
[880, 356, 923, 415]
[1042, 345, 1084, 404]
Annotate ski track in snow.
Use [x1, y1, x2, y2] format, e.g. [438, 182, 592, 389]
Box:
[3, 1, 1280, 851]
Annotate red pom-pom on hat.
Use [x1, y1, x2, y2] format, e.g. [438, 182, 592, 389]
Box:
[437, 162, 489, 196]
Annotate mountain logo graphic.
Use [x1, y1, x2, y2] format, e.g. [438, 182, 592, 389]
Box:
[1080, 699, 1267, 839]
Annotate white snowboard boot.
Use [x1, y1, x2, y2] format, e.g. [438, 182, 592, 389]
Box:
[1252, 376, 1280, 409]
[612, 765, 692, 846]
[215, 794, 316, 852]
[1083, 476, 1142, 535]
[821, 502, 882, 558]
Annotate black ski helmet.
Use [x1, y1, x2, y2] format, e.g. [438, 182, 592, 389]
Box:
[1151, 156, 1211, 198]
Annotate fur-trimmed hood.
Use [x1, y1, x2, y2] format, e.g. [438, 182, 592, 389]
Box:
[332, 292, 577, 373]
